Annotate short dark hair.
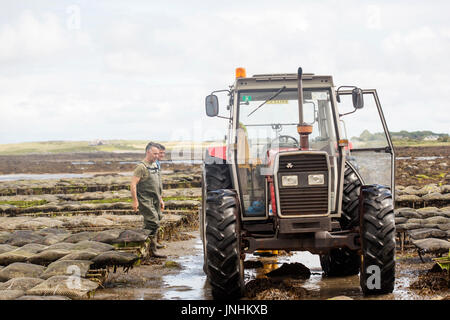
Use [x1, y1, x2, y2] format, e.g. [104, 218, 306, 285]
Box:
[145, 142, 158, 152]
[157, 143, 166, 151]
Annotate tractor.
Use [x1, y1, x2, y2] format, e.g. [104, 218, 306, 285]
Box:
[201, 67, 396, 299]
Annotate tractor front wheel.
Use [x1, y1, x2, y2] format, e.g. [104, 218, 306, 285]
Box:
[359, 185, 396, 295]
[205, 189, 244, 300]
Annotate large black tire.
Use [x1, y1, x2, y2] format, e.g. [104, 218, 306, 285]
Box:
[320, 164, 361, 277]
[340, 164, 363, 230]
[359, 185, 396, 295]
[320, 247, 360, 277]
[201, 152, 232, 274]
[205, 189, 244, 300]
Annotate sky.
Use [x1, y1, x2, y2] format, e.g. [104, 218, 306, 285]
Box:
[0, 0, 449, 144]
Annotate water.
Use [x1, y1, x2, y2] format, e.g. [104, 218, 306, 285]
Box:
[162, 238, 211, 299]
[397, 156, 444, 161]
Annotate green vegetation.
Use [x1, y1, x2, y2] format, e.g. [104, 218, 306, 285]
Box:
[0, 200, 48, 208]
[0, 140, 223, 155]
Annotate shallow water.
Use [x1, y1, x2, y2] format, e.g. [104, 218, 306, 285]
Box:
[94, 233, 424, 300]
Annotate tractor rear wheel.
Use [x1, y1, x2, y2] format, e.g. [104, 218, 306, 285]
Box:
[205, 189, 244, 300]
[320, 164, 361, 277]
[359, 185, 396, 295]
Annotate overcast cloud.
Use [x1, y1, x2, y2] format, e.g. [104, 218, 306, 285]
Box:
[0, 0, 449, 144]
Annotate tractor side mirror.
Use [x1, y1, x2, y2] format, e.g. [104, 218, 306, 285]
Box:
[205, 94, 219, 117]
[352, 88, 364, 109]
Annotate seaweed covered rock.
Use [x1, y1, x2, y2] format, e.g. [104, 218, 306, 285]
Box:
[41, 260, 93, 280]
[27, 250, 71, 266]
[91, 251, 139, 268]
[27, 275, 99, 299]
[0, 263, 45, 281]
[0, 277, 44, 291]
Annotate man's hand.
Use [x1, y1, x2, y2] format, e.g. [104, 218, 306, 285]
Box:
[132, 200, 139, 212]
[160, 198, 165, 210]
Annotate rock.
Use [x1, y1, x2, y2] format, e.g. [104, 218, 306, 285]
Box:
[0, 277, 44, 291]
[0, 263, 45, 281]
[412, 238, 450, 254]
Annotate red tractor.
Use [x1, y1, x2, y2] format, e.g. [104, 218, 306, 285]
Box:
[201, 67, 396, 299]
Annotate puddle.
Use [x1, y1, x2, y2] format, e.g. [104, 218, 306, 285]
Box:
[162, 238, 211, 299]
[397, 156, 444, 161]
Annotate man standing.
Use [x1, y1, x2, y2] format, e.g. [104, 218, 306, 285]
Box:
[131, 142, 166, 258]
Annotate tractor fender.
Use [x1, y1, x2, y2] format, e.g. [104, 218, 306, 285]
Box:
[207, 146, 227, 161]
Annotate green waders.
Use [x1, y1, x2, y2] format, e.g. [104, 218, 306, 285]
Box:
[136, 162, 166, 258]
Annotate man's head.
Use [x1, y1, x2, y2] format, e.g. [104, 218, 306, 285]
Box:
[145, 142, 160, 163]
[156, 143, 166, 160]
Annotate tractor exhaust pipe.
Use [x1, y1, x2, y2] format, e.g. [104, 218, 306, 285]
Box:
[297, 67, 312, 150]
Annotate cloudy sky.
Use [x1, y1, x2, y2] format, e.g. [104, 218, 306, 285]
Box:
[0, 0, 449, 144]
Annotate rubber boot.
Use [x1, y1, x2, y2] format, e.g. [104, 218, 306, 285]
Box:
[150, 236, 167, 258]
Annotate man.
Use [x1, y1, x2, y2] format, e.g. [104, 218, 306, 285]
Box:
[131, 142, 166, 258]
[154, 143, 166, 248]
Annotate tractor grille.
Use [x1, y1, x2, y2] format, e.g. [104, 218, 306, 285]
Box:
[277, 153, 329, 216]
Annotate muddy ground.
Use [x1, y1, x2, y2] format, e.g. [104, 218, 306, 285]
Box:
[0, 145, 448, 300]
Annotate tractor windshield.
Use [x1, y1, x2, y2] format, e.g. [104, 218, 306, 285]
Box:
[237, 89, 337, 165]
[236, 88, 338, 217]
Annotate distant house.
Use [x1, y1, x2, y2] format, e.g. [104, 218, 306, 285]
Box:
[423, 135, 439, 141]
[89, 139, 105, 146]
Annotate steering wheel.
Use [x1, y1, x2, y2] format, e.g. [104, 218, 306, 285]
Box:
[269, 135, 299, 149]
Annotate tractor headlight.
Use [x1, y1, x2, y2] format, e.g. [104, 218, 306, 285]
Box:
[308, 174, 325, 185]
[281, 175, 298, 187]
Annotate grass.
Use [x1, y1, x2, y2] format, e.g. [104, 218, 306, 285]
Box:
[0, 200, 49, 208]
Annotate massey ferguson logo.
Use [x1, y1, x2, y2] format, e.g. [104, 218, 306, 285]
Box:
[286, 163, 293, 169]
